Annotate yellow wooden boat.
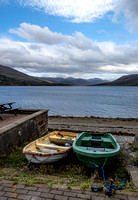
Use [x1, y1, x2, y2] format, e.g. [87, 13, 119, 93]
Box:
[22, 131, 78, 163]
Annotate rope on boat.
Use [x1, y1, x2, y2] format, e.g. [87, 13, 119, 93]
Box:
[91, 151, 109, 169]
[102, 151, 109, 168]
[10, 158, 32, 180]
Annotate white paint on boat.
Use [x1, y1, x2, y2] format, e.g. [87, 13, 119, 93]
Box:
[25, 151, 69, 163]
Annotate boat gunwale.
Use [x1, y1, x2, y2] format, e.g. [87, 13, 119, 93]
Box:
[72, 148, 119, 158]
[22, 147, 71, 157]
[73, 132, 120, 158]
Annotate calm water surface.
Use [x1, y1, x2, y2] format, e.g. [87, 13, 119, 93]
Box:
[0, 86, 138, 118]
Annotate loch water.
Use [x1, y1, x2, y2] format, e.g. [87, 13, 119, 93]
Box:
[0, 86, 138, 118]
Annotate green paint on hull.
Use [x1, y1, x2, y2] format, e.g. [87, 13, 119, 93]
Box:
[73, 132, 120, 168]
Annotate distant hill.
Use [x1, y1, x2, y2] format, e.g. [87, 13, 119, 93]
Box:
[3, 64, 137, 86]
[95, 74, 138, 86]
[38, 77, 108, 86]
[88, 78, 109, 85]
[0, 64, 108, 86]
[0, 65, 53, 86]
[39, 77, 89, 86]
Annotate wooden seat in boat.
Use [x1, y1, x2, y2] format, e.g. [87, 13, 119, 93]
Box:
[36, 142, 69, 150]
[49, 135, 76, 144]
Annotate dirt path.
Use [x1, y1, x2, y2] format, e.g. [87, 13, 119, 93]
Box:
[48, 116, 138, 135]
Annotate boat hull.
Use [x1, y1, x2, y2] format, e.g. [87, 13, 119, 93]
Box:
[75, 152, 118, 168]
[73, 132, 120, 168]
[25, 151, 69, 164]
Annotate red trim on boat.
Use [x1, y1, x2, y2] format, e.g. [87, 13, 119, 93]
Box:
[22, 148, 70, 157]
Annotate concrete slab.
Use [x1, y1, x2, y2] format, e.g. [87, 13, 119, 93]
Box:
[127, 166, 138, 189]
[0, 113, 28, 128]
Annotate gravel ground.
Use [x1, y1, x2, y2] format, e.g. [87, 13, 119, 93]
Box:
[114, 135, 135, 165]
[48, 116, 138, 135]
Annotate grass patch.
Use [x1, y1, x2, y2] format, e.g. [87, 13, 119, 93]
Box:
[129, 142, 138, 166]
[81, 180, 91, 191]
[129, 142, 138, 152]
[0, 147, 27, 168]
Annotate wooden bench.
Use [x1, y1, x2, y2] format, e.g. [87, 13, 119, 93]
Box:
[35, 142, 69, 150]
[49, 135, 76, 145]
[5, 107, 19, 115]
[0, 102, 19, 120]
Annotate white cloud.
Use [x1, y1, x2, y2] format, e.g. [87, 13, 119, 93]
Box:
[1, 1, 138, 31]
[17, 0, 138, 32]
[9, 23, 67, 45]
[0, 23, 138, 78]
[17, 0, 113, 23]
[9, 23, 98, 50]
[113, 0, 138, 32]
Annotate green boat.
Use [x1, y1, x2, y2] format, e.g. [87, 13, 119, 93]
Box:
[73, 132, 120, 168]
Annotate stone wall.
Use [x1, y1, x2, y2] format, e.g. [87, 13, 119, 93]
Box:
[0, 109, 48, 156]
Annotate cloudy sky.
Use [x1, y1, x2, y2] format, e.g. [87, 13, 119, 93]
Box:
[0, 0, 138, 80]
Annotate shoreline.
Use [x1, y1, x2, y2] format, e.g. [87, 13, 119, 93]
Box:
[49, 115, 138, 120]
[48, 116, 138, 136]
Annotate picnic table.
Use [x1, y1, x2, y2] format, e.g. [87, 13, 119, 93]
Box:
[0, 102, 19, 120]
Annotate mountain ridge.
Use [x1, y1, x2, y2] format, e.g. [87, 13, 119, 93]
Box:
[0, 64, 108, 86]
[94, 74, 138, 86]
[0, 65, 53, 86]
[0, 64, 138, 86]
[38, 77, 108, 86]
